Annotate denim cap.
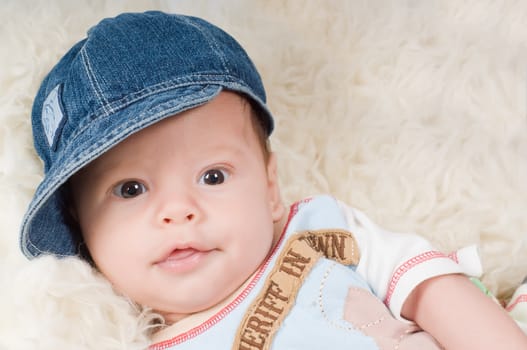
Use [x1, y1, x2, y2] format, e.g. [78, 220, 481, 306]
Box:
[20, 11, 274, 259]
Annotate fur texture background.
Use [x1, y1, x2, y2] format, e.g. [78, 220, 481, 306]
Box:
[1, 0, 526, 348]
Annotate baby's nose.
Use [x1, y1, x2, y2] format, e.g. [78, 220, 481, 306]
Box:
[157, 190, 200, 226]
[162, 213, 195, 224]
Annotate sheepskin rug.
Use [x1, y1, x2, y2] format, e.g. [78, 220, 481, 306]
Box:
[1, 0, 527, 349]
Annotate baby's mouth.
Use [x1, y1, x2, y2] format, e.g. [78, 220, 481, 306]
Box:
[155, 246, 212, 273]
[165, 248, 200, 261]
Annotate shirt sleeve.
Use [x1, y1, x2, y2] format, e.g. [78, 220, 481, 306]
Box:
[337, 200, 482, 321]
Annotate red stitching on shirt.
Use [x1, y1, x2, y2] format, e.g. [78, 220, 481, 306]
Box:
[384, 251, 448, 306]
[506, 294, 527, 312]
[149, 200, 303, 350]
[448, 251, 458, 263]
[289, 197, 312, 218]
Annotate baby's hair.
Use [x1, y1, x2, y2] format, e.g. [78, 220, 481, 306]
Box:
[60, 185, 95, 264]
[242, 95, 272, 164]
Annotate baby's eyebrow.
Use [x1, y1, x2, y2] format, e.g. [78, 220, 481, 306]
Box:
[205, 147, 249, 164]
[77, 158, 130, 185]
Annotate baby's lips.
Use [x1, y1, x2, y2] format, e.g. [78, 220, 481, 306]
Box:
[155, 241, 211, 264]
[154, 245, 213, 274]
[164, 248, 200, 262]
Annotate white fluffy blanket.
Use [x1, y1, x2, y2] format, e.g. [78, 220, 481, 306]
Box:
[1, 0, 527, 348]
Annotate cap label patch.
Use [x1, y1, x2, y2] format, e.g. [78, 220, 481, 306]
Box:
[42, 84, 66, 150]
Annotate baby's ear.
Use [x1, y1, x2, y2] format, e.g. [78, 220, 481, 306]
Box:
[266, 153, 285, 222]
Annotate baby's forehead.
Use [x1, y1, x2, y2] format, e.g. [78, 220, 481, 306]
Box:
[76, 92, 258, 172]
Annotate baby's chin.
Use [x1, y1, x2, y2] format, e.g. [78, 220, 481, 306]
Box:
[152, 293, 229, 325]
[155, 301, 219, 324]
[160, 271, 262, 327]
[160, 311, 190, 324]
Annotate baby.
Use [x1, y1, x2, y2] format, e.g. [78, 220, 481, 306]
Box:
[20, 11, 527, 350]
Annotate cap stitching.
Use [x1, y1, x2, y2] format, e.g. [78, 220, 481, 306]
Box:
[69, 84, 223, 158]
[180, 16, 230, 74]
[69, 75, 240, 143]
[80, 46, 113, 118]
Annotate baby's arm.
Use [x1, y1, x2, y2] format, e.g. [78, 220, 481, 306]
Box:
[338, 199, 527, 348]
[402, 273, 527, 350]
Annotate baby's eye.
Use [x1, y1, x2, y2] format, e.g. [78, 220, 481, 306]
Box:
[199, 168, 229, 186]
[112, 180, 147, 198]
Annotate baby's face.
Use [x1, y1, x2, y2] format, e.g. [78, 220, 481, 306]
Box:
[71, 92, 285, 323]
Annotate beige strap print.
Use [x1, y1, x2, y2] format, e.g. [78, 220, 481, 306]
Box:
[233, 229, 360, 350]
